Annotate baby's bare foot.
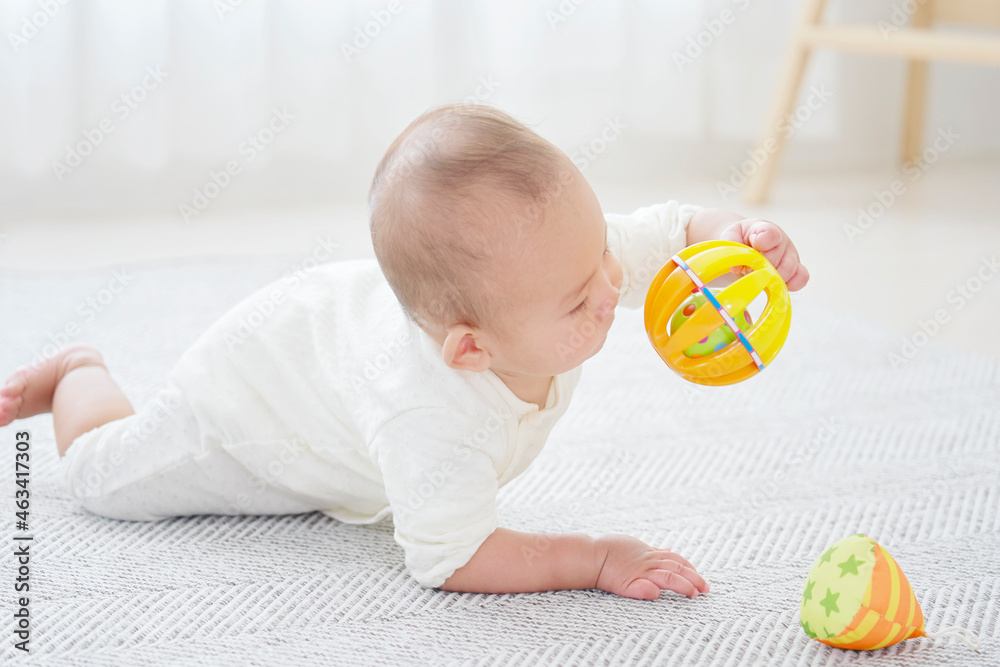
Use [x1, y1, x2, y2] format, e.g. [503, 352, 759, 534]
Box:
[0, 344, 106, 427]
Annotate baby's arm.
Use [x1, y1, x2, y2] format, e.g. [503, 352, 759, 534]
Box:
[372, 408, 709, 600]
[605, 203, 809, 309]
[686, 208, 810, 291]
[440, 528, 709, 600]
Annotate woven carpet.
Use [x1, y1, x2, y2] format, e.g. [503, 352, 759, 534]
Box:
[0, 255, 997, 667]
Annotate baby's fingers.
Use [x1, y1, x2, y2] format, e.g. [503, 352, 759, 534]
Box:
[624, 578, 664, 600]
[658, 557, 710, 594]
[648, 568, 700, 598]
[785, 263, 810, 292]
[742, 220, 782, 252]
[657, 551, 694, 572]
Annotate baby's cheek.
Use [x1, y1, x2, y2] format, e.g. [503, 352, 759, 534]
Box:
[554, 321, 589, 362]
[609, 255, 624, 292]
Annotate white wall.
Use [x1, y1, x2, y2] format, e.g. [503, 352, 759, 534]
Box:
[0, 0, 997, 221]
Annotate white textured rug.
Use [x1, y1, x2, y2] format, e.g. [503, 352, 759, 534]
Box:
[1, 255, 997, 667]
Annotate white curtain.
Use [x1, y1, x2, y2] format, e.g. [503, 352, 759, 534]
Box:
[1, 0, 997, 216]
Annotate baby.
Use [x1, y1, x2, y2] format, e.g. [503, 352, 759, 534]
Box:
[0, 104, 808, 601]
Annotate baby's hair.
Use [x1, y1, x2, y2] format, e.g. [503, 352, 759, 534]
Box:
[368, 103, 571, 337]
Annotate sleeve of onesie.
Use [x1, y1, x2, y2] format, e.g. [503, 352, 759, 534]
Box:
[369, 407, 508, 589]
[605, 201, 704, 310]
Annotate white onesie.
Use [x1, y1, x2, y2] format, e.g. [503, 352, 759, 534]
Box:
[60, 201, 702, 588]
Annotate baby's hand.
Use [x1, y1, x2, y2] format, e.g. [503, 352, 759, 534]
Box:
[719, 218, 809, 291]
[594, 534, 710, 600]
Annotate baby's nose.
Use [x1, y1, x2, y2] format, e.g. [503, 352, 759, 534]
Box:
[595, 296, 617, 322]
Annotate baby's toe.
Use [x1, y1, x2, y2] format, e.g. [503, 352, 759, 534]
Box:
[1, 368, 29, 396]
[0, 393, 25, 427]
[0, 369, 30, 426]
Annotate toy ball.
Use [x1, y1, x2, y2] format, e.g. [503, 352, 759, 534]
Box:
[669, 293, 753, 358]
[644, 240, 791, 386]
[800, 534, 980, 652]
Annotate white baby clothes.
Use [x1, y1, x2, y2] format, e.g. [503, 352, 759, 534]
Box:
[60, 200, 702, 588]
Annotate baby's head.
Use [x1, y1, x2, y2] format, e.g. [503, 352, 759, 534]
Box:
[369, 104, 622, 379]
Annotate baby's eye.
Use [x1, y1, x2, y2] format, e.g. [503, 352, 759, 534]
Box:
[570, 298, 589, 316]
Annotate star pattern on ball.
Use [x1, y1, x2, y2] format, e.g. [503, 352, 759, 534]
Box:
[798, 534, 983, 651]
[837, 553, 864, 578]
[820, 588, 840, 617]
[819, 545, 837, 565]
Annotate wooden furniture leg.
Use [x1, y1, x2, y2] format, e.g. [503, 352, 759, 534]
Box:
[901, 0, 935, 165]
[742, 0, 829, 205]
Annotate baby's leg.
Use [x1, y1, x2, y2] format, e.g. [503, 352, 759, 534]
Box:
[0, 344, 134, 457]
[5, 345, 325, 522]
[62, 380, 325, 522]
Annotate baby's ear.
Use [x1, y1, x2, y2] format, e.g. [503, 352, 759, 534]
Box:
[441, 326, 491, 372]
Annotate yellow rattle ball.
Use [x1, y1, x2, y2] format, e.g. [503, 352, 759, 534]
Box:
[669, 292, 754, 359]
[644, 240, 791, 386]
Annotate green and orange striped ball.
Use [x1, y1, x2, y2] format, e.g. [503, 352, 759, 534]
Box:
[800, 534, 926, 650]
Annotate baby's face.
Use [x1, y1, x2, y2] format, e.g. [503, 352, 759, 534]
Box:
[488, 167, 623, 377]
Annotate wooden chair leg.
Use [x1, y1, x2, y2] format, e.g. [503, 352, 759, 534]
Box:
[901, 0, 935, 166]
[901, 60, 929, 166]
[743, 0, 828, 206]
